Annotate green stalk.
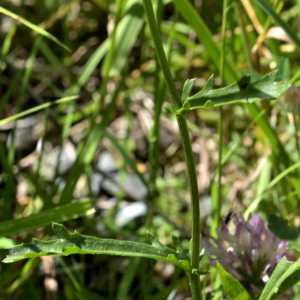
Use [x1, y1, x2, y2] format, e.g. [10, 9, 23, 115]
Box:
[213, 0, 229, 234]
[142, 1, 202, 299]
[142, 0, 181, 111]
[213, 106, 223, 232]
[146, 4, 178, 228]
[146, 0, 165, 227]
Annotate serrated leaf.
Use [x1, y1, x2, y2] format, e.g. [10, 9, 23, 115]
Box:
[165, 71, 290, 115]
[3, 223, 191, 271]
[171, 235, 189, 261]
[258, 257, 300, 300]
[148, 232, 168, 249]
[186, 70, 290, 109]
[217, 262, 253, 300]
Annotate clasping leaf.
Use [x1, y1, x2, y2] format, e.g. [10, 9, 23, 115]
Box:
[164, 70, 290, 115]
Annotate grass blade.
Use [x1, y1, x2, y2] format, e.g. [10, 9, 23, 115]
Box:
[0, 6, 71, 52]
[0, 199, 94, 237]
[0, 96, 78, 127]
[172, 0, 237, 82]
[245, 161, 300, 217]
[253, 0, 300, 49]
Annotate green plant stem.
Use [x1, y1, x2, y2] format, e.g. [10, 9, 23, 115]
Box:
[142, 0, 202, 299]
[177, 114, 202, 300]
[146, 0, 165, 228]
[215, 107, 223, 227]
[146, 4, 178, 228]
[142, 0, 181, 111]
[214, 0, 229, 233]
[189, 273, 203, 300]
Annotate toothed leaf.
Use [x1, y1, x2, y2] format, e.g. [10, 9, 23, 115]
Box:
[171, 235, 189, 261]
[187, 70, 290, 109]
[165, 71, 290, 115]
[182, 78, 196, 102]
[3, 223, 191, 272]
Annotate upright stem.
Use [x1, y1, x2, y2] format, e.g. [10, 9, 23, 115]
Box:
[142, 0, 181, 111]
[216, 0, 228, 230]
[142, 0, 202, 299]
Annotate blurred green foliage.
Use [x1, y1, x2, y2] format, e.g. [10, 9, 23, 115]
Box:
[0, 0, 300, 299]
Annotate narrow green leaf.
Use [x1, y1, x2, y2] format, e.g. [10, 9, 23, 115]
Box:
[7, 257, 37, 294]
[115, 257, 140, 300]
[160, 22, 197, 50]
[172, 0, 237, 83]
[70, 40, 109, 94]
[0, 6, 71, 52]
[103, 0, 144, 76]
[0, 96, 78, 127]
[253, 0, 300, 50]
[100, 127, 147, 186]
[258, 257, 300, 300]
[3, 223, 191, 272]
[217, 262, 253, 300]
[0, 199, 93, 237]
[245, 161, 300, 217]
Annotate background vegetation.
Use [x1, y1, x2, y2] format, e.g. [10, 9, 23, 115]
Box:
[0, 0, 300, 299]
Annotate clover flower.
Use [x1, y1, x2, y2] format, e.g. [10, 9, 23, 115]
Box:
[203, 213, 294, 296]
